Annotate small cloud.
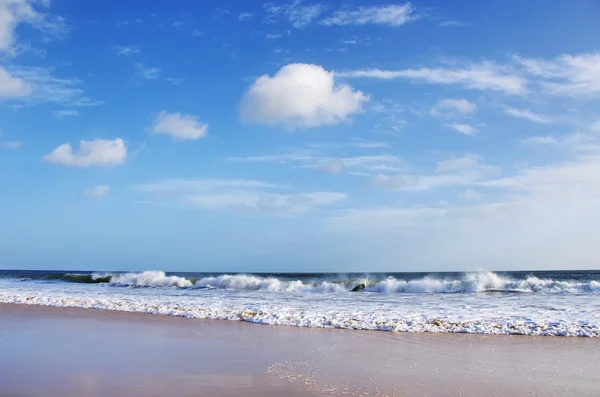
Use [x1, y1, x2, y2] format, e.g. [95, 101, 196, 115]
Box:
[166, 77, 184, 85]
[505, 107, 554, 124]
[272, 47, 290, 54]
[135, 18, 143, 23]
[321, 3, 417, 27]
[447, 123, 477, 135]
[341, 39, 357, 44]
[337, 48, 348, 53]
[239, 12, 254, 21]
[265, 33, 282, 39]
[115, 46, 140, 56]
[134, 62, 161, 80]
[44, 138, 127, 167]
[240, 63, 368, 128]
[591, 120, 600, 133]
[192, 30, 204, 37]
[150, 111, 208, 140]
[53, 109, 80, 118]
[438, 20, 465, 27]
[173, 21, 183, 27]
[115, 20, 128, 27]
[83, 185, 111, 197]
[431, 98, 477, 117]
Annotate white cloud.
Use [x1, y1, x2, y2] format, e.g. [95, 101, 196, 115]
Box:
[5, 66, 101, 107]
[438, 20, 465, 27]
[339, 61, 527, 95]
[83, 185, 111, 197]
[265, 33, 282, 39]
[0, 0, 69, 56]
[0, 66, 32, 97]
[430, 98, 477, 117]
[263, 1, 326, 29]
[192, 30, 203, 37]
[435, 155, 485, 173]
[458, 189, 483, 200]
[524, 136, 561, 145]
[240, 63, 368, 128]
[238, 12, 254, 21]
[53, 109, 79, 118]
[321, 3, 417, 27]
[166, 77, 184, 85]
[115, 46, 140, 56]
[592, 121, 600, 133]
[505, 107, 554, 124]
[374, 155, 498, 191]
[173, 21, 183, 27]
[516, 53, 600, 97]
[134, 62, 161, 80]
[44, 138, 127, 167]
[134, 178, 346, 214]
[448, 122, 477, 135]
[150, 111, 208, 140]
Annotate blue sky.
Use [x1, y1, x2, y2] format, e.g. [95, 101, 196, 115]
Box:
[1, 0, 600, 272]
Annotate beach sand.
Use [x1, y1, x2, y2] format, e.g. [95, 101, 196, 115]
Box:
[1, 304, 599, 396]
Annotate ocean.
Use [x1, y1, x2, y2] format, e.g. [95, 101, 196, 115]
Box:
[1, 269, 599, 337]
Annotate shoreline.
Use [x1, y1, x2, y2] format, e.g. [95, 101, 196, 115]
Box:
[2, 303, 600, 396]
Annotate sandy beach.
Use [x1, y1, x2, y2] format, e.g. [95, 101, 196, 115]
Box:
[1, 304, 599, 396]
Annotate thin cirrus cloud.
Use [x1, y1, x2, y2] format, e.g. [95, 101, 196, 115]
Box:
[337, 61, 527, 96]
[53, 109, 80, 118]
[320, 3, 417, 27]
[115, 46, 140, 56]
[134, 62, 161, 80]
[430, 98, 477, 117]
[150, 111, 208, 140]
[504, 107, 554, 124]
[240, 63, 369, 128]
[43, 138, 127, 167]
[3, 66, 101, 107]
[134, 178, 346, 214]
[83, 185, 111, 197]
[447, 123, 478, 135]
[263, 1, 326, 29]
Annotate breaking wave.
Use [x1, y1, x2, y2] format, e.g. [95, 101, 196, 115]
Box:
[35, 270, 600, 294]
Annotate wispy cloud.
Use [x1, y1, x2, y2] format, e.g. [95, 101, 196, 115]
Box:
[5, 66, 102, 107]
[448, 123, 478, 135]
[265, 33, 282, 39]
[135, 178, 345, 214]
[338, 61, 527, 96]
[0, 141, 21, 149]
[83, 185, 111, 197]
[0, 0, 69, 56]
[238, 12, 254, 21]
[263, 1, 326, 29]
[321, 3, 417, 27]
[438, 20, 465, 27]
[115, 46, 140, 56]
[505, 107, 554, 124]
[192, 30, 203, 37]
[134, 62, 161, 80]
[53, 109, 80, 118]
[430, 98, 477, 117]
[166, 77, 184, 85]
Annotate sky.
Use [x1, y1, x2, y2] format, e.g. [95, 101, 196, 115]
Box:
[1, 0, 600, 272]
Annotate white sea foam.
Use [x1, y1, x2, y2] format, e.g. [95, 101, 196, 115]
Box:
[109, 271, 193, 288]
[1, 290, 598, 337]
[102, 271, 598, 294]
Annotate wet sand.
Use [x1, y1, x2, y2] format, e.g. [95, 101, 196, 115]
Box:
[1, 303, 599, 397]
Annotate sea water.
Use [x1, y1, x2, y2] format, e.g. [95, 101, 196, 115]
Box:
[1, 270, 599, 337]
